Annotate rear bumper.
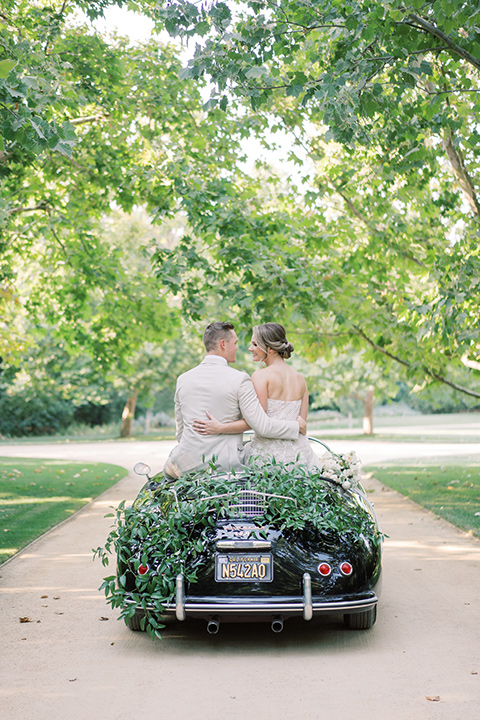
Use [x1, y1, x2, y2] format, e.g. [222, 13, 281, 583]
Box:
[157, 573, 379, 621]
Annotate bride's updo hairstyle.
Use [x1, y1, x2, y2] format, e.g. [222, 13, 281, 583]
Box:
[253, 323, 294, 360]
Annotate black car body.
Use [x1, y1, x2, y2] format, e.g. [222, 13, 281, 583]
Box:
[109, 440, 382, 635]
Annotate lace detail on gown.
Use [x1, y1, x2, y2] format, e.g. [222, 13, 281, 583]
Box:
[246, 398, 319, 468]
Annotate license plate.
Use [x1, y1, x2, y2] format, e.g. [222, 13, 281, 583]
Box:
[215, 553, 273, 582]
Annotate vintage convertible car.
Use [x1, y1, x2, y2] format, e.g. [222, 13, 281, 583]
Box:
[101, 439, 382, 636]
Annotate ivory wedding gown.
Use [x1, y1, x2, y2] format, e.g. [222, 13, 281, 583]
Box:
[245, 398, 320, 468]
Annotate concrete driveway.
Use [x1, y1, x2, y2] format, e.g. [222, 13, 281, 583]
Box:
[1, 438, 479, 720]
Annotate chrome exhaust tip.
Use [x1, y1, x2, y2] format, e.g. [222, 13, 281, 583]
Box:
[271, 616, 284, 633]
[207, 616, 220, 635]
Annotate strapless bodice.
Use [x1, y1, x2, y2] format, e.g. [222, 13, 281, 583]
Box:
[265, 398, 302, 420]
[246, 397, 319, 468]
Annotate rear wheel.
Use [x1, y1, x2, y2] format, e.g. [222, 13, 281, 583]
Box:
[344, 605, 377, 629]
[126, 609, 145, 631]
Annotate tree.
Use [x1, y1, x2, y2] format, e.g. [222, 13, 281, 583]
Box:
[147, 0, 480, 402]
[3, 0, 480, 424]
[0, 1, 251, 418]
[296, 347, 404, 434]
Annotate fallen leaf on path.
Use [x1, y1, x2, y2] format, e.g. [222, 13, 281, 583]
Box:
[53, 596, 60, 600]
[99, 616, 109, 621]
[41, 595, 48, 598]
[19, 617, 32, 623]
[426, 696, 440, 702]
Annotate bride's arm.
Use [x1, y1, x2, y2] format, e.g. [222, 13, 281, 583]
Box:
[300, 387, 309, 420]
[192, 412, 250, 436]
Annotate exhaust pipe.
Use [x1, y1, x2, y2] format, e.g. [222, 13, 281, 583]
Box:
[271, 616, 284, 633]
[207, 616, 220, 635]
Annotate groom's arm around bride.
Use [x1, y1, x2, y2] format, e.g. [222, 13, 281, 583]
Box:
[163, 321, 305, 479]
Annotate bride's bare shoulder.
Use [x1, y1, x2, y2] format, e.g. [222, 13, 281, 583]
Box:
[251, 367, 269, 380]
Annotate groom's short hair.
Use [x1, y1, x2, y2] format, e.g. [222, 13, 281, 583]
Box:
[203, 321, 235, 351]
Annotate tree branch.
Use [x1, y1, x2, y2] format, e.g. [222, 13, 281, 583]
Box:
[355, 326, 480, 400]
[335, 186, 426, 267]
[462, 354, 480, 372]
[10, 202, 49, 215]
[425, 368, 480, 399]
[69, 114, 106, 126]
[442, 128, 480, 217]
[0, 11, 18, 31]
[406, 14, 480, 72]
[354, 326, 410, 367]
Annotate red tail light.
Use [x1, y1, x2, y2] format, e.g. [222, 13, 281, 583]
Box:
[318, 562, 332, 576]
[138, 563, 149, 575]
[340, 561, 353, 576]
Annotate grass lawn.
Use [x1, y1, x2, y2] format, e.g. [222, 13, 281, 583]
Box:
[0, 457, 127, 564]
[0, 426, 177, 444]
[365, 461, 480, 539]
[309, 411, 480, 443]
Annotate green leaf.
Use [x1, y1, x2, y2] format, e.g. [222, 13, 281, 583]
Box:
[245, 66, 268, 79]
[0, 59, 16, 78]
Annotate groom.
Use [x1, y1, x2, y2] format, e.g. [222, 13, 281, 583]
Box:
[163, 321, 306, 478]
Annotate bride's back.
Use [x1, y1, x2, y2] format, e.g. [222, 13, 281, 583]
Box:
[253, 362, 306, 402]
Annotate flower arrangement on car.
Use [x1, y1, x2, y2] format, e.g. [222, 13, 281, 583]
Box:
[319, 451, 362, 491]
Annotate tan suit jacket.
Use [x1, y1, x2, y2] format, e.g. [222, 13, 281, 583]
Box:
[163, 355, 299, 477]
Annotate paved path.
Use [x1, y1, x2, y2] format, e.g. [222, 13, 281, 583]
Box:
[1, 439, 480, 720]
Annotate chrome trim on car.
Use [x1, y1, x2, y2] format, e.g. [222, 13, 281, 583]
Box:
[311, 597, 377, 611]
[215, 540, 272, 550]
[160, 595, 378, 617]
[175, 574, 186, 621]
[201, 489, 297, 519]
[303, 572, 313, 621]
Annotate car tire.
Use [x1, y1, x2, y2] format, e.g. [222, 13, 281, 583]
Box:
[344, 605, 377, 629]
[126, 610, 145, 632]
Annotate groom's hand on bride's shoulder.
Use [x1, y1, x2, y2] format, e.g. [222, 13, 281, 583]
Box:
[297, 416, 307, 435]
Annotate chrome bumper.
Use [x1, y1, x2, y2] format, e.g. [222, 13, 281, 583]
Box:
[168, 573, 377, 621]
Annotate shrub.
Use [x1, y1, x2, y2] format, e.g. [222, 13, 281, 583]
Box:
[0, 391, 74, 436]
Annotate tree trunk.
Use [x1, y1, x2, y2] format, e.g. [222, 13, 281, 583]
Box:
[362, 386, 374, 435]
[120, 388, 138, 438]
[144, 407, 153, 434]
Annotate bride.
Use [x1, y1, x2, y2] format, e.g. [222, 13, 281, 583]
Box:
[193, 322, 319, 468]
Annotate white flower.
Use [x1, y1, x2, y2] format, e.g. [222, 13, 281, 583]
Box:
[320, 450, 362, 491]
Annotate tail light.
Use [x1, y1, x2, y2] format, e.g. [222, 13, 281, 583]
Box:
[318, 562, 332, 577]
[138, 563, 149, 575]
[340, 561, 353, 576]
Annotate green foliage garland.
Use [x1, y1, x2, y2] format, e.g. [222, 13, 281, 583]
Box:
[94, 461, 381, 640]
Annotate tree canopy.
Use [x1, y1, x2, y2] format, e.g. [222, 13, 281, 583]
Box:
[0, 0, 245, 362]
[149, 0, 480, 400]
[1, 0, 479, 428]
